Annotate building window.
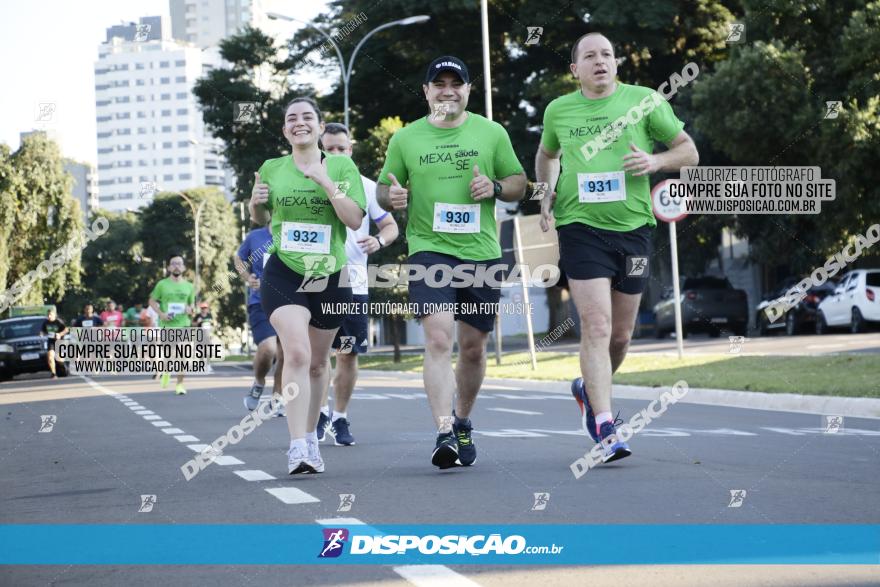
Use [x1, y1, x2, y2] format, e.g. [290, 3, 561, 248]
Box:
[138, 143, 149, 150]
[175, 76, 186, 83]
[175, 59, 185, 66]
[135, 63, 145, 70]
[163, 142, 173, 148]
[177, 124, 189, 131]
[163, 158, 173, 164]
[163, 174, 174, 181]
[117, 112, 131, 119]
[159, 61, 170, 68]
[161, 109, 172, 116]
[161, 93, 171, 100]
[178, 157, 191, 164]
[177, 140, 190, 147]
[160, 77, 170, 84]
[179, 173, 192, 180]
[176, 108, 188, 115]
[161, 125, 172, 132]
[137, 111, 147, 118]
[176, 92, 187, 99]
[136, 95, 146, 102]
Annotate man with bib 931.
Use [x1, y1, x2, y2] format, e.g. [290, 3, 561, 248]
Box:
[536, 33, 698, 463]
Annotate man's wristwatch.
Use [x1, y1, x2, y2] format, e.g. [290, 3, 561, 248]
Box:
[492, 180, 503, 198]
[376, 235, 387, 248]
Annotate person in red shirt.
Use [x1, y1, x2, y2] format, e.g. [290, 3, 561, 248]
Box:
[100, 300, 124, 328]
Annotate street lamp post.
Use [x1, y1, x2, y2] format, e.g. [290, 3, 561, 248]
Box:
[176, 192, 206, 298]
[267, 13, 430, 129]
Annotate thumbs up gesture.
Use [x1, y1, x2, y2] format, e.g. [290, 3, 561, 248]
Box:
[387, 173, 409, 210]
[469, 163, 495, 201]
[251, 171, 269, 206]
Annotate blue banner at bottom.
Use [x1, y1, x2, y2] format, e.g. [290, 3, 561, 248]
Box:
[1, 525, 878, 565]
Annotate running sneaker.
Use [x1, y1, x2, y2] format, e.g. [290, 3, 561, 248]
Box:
[288, 443, 316, 475]
[598, 420, 631, 464]
[431, 431, 459, 469]
[571, 377, 599, 443]
[175, 383, 187, 396]
[305, 437, 325, 473]
[316, 411, 331, 441]
[159, 372, 170, 389]
[243, 383, 264, 411]
[330, 417, 355, 446]
[453, 414, 476, 466]
[270, 396, 286, 418]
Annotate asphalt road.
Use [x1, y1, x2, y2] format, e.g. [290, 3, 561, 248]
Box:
[2, 367, 878, 586]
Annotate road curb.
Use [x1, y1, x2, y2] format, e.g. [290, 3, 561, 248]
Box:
[360, 369, 880, 420]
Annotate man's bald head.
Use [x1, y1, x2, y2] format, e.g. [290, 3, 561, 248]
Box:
[571, 32, 615, 64]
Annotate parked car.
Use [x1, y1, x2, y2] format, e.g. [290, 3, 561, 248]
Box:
[816, 269, 880, 334]
[0, 315, 67, 381]
[653, 276, 748, 338]
[755, 278, 837, 336]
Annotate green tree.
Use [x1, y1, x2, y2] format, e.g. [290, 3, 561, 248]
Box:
[0, 134, 84, 309]
[139, 188, 242, 328]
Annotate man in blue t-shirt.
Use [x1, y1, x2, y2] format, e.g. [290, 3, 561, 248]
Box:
[235, 223, 283, 413]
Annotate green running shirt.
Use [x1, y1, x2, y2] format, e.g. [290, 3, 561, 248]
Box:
[379, 113, 524, 261]
[150, 278, 195, 328]
[540, 84, 684, 232]
[259, 154, 366, 277]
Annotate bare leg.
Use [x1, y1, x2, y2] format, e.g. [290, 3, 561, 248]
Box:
[269, 306, 312, 439]
[306, 326, 337, 433]
[333, 353, 358, 413]
[421, 312, 456, 432]
[453, 321, 490, 419]
[609, 290, 642, 373]
[253, 337, 276, 385]
[569, 278, 614, 414]
[47, 350, 57, 376]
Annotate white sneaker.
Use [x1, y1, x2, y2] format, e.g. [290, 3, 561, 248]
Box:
[305, 437, 325, 473]
[288, 443, 312, 474]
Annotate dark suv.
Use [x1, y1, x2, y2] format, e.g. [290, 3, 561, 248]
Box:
[0, 316, 66, 380]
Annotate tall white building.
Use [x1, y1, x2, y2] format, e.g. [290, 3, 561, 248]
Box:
[169, 0, 293, 49]
[63, 161, 99, 223]
[94, 16, 229, 212]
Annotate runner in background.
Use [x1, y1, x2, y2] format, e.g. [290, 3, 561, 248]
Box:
[536, 32, 698, 462]
[40, 308, 68, 379]
[192, 303, 213, 329]
[235, 223, 284, 414]
[314, 122, 399, 446]
[100, 300, 123, 328]
[73, 304, 103, 328]
[149, 254, 196, 395]
[140, 301, 157, 327]
[124, 302, 143, 327]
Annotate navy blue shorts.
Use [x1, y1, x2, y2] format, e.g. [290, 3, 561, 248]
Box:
[557, 222, 653, 295]
[247, 303, 276, 345]
[407, 251, 502, 333]
[332, 294, 369, 355]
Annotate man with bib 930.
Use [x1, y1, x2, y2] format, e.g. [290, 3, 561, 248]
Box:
[536, 33, 698, 463]
[377, 56, 527, 470]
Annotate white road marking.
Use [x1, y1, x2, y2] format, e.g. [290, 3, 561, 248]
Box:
[806, 343, 846, 349]
[174, 435, 200, 442]
[265, 487, 320, 504]
[487, 407, 542, 415]
[187, 444, 212, 452]
[234, 470, 276, 481]
[212, 455, 244, 466]
[134, 410, 154, 415]
[161, 428, 185, 435]
[142, 415, 161, 420]
[393, 565, 482, 586]
[151, 421, 171, 427]
[475, 429, 548, 438]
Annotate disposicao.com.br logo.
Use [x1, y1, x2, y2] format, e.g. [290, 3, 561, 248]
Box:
[319, 528, 563, 557]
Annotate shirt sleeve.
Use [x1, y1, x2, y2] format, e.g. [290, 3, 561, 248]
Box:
[540, 100, 561, 152]
[336, 158, 366, 212]
[365, 181, 387, 222]
[492, 123, 525, 179]
[378, 132, 408, 186]
[646, 93, 685, 143]
[149, 282, 162, 302]
[187, 285, 196, 307]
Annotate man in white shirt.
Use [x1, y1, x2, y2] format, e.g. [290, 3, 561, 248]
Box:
[315, 122, 399, 445]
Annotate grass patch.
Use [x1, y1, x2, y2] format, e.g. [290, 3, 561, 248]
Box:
[357, 352, 879, 398]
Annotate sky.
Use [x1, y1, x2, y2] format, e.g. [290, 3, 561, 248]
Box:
[0, 0, 329, 165]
